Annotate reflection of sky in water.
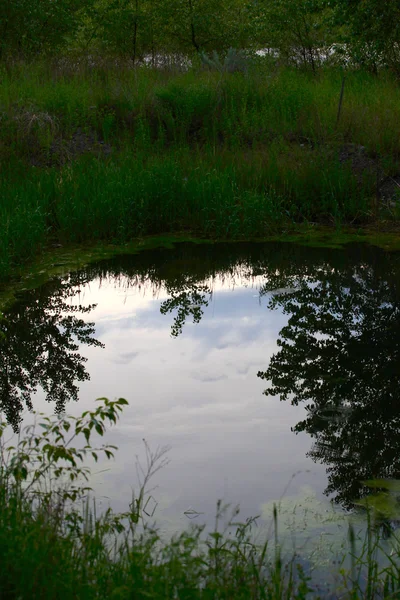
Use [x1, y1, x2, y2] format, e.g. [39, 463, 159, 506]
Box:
[30, 274, 330, 531]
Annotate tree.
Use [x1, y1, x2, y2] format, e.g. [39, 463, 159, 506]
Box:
[329, 0, 400, 74]
[150, 0, 249, 56]
[77, 0, 252, 63]
[0, 0, 94, 60]
[251, 0, 333, 72]
[85, 0, 158, 64]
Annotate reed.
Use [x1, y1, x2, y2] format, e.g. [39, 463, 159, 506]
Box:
[1, 63, 399, 281]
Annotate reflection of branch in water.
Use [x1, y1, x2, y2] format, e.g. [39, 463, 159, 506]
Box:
[160, 285, 212, 337]
[0, 275, 104, 431]
[304, 404, 353, 423]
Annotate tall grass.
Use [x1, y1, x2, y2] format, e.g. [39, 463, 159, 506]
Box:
[1, 62, 399, 281]
[2, 62, 400, 155]
[1, 397, 400, 599]
[0, 148, 374, 280]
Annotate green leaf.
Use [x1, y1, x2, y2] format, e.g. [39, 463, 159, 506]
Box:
[95, 423, 104, 436]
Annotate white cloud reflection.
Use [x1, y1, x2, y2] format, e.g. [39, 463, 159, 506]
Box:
[29, 272, 327, 527]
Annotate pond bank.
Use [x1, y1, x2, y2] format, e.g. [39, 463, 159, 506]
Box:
[2, 225, 400, 312]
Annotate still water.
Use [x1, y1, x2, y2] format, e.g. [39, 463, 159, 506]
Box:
[2, 241, 400, 553]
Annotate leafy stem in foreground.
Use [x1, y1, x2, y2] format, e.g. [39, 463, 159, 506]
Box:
[1, 397, 128, 506]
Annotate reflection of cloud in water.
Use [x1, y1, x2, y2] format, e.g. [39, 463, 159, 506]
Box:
[229, 361, 263, 376]
[190, 370, 227, 383]
[268, 287, 298, 296]
[66, 273, 322, 526]
[112, 351, 140, 365]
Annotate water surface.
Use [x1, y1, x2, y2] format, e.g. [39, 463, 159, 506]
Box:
[2, 241, 400, 551]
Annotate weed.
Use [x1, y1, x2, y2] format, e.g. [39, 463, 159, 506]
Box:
[0, 400, 400, 598]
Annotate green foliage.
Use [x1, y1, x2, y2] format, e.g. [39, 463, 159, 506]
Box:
[331, 0, 400, 74]
[0, 0, 93, 60]
[87, 0, 157, 63]
[1, 64, 400, 281]
[0, 147, 373, 280]
[19, 402, 119, 491]
[150, 0, 246, 55]
[0, 0, 399, 73]
[254, 0, 333, 72]
[70, 0, 252, 62]
[0, 397, 314, 599]
[0, 397, 399, 598]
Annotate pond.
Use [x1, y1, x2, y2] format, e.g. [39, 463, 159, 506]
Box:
[2, 240, 400, 564]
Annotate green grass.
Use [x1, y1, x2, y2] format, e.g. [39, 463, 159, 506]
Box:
[0, 148, 375, 280]
[2, 62, 400, 156]
[1, 61, 400, 281]
[1, 397, 400, 599]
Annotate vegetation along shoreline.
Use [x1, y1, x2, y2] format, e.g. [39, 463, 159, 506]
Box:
[3, 62, 400, 285]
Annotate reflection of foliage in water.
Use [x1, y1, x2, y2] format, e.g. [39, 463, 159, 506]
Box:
[160, 284, 211, 337]
[0, 273, 103, 430]
[44, 243, 400, 521]
[0, 242, 266, 429]
[257, 250, 400, 511]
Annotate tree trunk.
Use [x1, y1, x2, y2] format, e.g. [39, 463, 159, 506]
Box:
[188, 0, 200, 53]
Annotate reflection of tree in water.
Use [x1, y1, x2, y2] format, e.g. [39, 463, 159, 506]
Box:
[25, 243, 400, 512]
[160, 284, 211, 337]
[0, 273, 103, 430]
[257, 250, 400, 510]
[85, 243, 265, 339]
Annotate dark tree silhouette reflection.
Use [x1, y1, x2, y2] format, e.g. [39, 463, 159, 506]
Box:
[160, 284, 211, 337]
[0, 274, 103, 430]
[257, 252, 400, 509]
